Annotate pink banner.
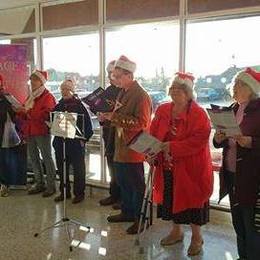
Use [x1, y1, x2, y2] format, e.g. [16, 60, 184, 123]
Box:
[0, 44, 28, 103]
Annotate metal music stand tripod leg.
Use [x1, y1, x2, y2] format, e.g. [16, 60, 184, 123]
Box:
[34, 111, 91, 252]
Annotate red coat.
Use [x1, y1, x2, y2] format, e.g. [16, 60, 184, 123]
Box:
[19, 89, 56, 138]
[150, 101, 213, 213]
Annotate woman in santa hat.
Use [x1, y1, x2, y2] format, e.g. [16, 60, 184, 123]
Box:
[149, 72, 213, 256]
[18, 70, 57, 196]
[213, 67, 260, 260]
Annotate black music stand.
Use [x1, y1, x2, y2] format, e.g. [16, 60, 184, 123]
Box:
[34, 111, 91, 251]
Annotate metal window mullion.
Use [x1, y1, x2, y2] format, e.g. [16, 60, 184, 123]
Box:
[99, 0, 106, 184]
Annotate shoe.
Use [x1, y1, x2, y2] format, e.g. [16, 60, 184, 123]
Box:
[28, 185, 45, 195]
[0, 185, 9, 197]
[112, 202, 121, 210]
[54, 193, 72, 202]
[126, 220, 149, 235]
[42, 189, 56, 197]
[99, 196, 117, 206]
[187, 239, 204, 256]
[107, 213, 135, 223]
[160, 233, 184, 246]
[72, 195, 84, 204]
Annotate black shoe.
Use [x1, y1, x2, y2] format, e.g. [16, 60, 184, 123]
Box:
[99, 196, 117, 206]
[42, 190, 56, 197]
[54, 193, 71, 202]
[107, 213, 134, 223]
[72, 195, 84, 204]
[28, 186, 45, 195]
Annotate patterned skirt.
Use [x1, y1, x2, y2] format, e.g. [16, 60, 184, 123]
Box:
[157, 170, 209, 226]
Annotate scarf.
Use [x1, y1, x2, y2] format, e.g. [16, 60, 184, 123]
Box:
[24, 85, 46, 111]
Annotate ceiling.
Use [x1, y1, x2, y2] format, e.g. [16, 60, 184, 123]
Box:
[0, 0, 57, 9]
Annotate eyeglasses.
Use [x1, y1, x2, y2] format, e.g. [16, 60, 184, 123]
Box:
[169, 86, 184, 92]
[112, 72, 130, 80]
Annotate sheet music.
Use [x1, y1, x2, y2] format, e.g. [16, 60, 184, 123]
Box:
[128, 131, 162, 157]
[207, 108, 241, 136]
[50, 112, 78, 139]
[4, 93, 22, 109]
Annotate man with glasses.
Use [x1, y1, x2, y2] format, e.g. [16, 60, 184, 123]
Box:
[101, 55, 152, 234]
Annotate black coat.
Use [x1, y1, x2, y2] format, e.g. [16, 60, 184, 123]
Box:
[52, 97, 93, 150]
[0, 94, 15, 146]
[213, 98, 260, 206]
[100, 85, 120, 157]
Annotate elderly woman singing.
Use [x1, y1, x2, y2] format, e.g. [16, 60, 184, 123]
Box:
[213, 68, 260, 260]
[149, 72, 213, 256]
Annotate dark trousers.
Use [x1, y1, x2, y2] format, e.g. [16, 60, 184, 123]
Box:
[225, 171, 260, 260]
[54, 140, 86, 197]
[107, 156, 120, 201]
[0, 148, 10, 185]
[0, 147, 25, 186]
[114, 162, 145, 219]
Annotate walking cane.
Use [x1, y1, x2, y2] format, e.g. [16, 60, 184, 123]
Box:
[135, 165, 156, 254]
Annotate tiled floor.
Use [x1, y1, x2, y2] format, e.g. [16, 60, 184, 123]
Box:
[0, 188, 237, 260]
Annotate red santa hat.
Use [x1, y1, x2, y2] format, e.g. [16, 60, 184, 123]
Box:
[60, 78, 76, 92]
[115, 55, 136, 73]
[30, 70, 48, 84]
[173, 72, 195, 90]
[235, 67, 260, 95]
[106, 60, 116, 73]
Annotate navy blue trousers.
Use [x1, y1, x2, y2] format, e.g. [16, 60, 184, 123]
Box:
[114, 162, 145, 219]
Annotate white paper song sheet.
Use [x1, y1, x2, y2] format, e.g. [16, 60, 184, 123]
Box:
[50, 112, 78, 139]
[207, 108, 241, 136]
[128, 131, 163, 157]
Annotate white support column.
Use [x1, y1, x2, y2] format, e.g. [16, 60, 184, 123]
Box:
[179, 0, 187, 72]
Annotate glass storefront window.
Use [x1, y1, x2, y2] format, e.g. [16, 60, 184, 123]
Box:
[106, 21, 179, 110]
[43, 33, 101, 182]
[186, 15, 260, 207]
[105, 21, 179, 180]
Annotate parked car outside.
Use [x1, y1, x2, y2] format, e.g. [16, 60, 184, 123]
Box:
[196, 88, 223, 102]
[148, 91, 166, 111]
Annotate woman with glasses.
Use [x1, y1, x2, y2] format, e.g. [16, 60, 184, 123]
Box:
[213, 67, 260, 260]
[149, 72, 213, 256]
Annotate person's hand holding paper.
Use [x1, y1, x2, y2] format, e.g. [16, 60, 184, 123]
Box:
[233, 135, 252, 148]
[214, 129, 227, 144]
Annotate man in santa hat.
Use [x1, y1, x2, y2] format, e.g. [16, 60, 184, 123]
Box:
[98, 60, 121, 209]
[53, 79, 93, 204]
[18, 70, 57, 197]
[101, 55, 152, 234]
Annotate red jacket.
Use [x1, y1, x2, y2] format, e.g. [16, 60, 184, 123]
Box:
[150, 101, 213, 213]
[20, 89, 56, 138]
